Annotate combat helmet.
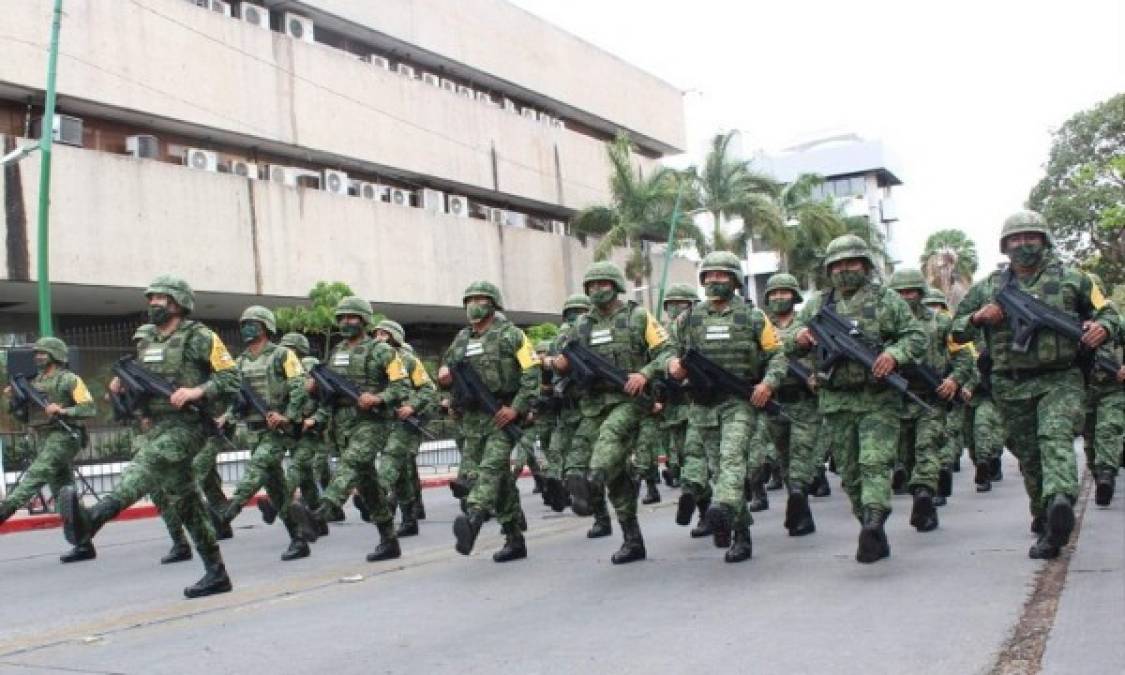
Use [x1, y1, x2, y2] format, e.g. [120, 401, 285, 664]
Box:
[763, 273, 804, 303]
[144, 275, 195, 313]
[999, 210, 1053, 253]
[239, 305, 277, 335]
[823, 234, 876, 270]
[334, 296, 373, 324]
[462, 281, 505, 310]
[582, 261, 627, 294]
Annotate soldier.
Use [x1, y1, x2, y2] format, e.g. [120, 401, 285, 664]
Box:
[529, 339, 560, 504]
[888, 269, 973, 532]
[438, 281, 539, 562]
[0, 337, 96, 562]
[278, 332, 330, 535]
[373, 320, 437, 536]
[544, 294, 591, 513]
[215, 306, 312, 561]
[1080, 274, 1123, 507]
[961, 345, 1005, 493]
[667, 252, 785, 562]
[658, 284, 697, 491]
[59, 276, 239, 597]
[762, 272, 821, 536]
[923, 289, 971, 487]
[296, 296, 411, 562]
[635, 402, 665, 505]
[953, 211, 1118, 558]
[790, 236, 926, 563]
[511, 341, 550, 501]
[548, 262, 672, 564]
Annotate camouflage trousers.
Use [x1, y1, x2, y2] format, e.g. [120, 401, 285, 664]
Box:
[553, 407, 584, 480]
[228, 429, 302, 535]
[635, 413, 665, 482]
[897, 401, 946, 493]
[823, 407, 900, 519]
[941, 406, 965, 467]
[157, 434, 228, 544]
[379, 425, 423, 507]
[766, 394, 821, 490]
[682, 397, 756, 528]
[462, 415, 524, 528]
[663, 420, 687, 473]
[1084, 382, 1124, 475]
[993, 369, 1084, 518]
[528, 412, 558, 477]
[113, 420, 219, 560]
[322, 419, 395, 527]
[965, 397, 1004, 465]
[1, 428, 80, 513]
[287, 431, 325, 512]
[582, 401, 645, 524]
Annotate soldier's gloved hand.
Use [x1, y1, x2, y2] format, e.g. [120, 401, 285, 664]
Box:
[667, 357, 687, 381]
[437, 366, 452, 387]
[266, 412, 289, 430]
[357, 392, 383, 411]
[302, 418, 317, 431]
[1079, 320, 1109, 349]
[493, 405, 518, 429]
[623, 373, 648, 397]
[871, 352, 897, 380]
[972, 303, 1005, 327]
[44, 402, 63, 417]
[396, 405, 416, 421]
[795, 328, 816, 349]
[170, 386, 204, 409]
[750, 383, 774, 409]
[935, 377, 959, 401]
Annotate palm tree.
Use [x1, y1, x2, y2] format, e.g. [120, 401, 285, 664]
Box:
[571, 134, 704, 294]
[920, 229, 979, 308]
[776, 174, 853, 288]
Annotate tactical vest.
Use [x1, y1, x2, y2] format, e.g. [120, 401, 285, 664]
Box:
[771, 313, 812, 394]
[578, 302, 647, 387]
[903, 307, 949, 392]
[327, 337, 389, 390]
[238, 343, 289, 419]
[299, 356, 320, 416]
[136, 320, 211, 416]
[989, 264, 1080, 372]
[27, 370, 76, 428]
[820, 286, 886, 389]
[683, 299, 763, 380]
[449, 317, 520, 398]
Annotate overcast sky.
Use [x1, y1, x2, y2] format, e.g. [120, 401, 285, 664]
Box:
[511, 0, 1124, 275]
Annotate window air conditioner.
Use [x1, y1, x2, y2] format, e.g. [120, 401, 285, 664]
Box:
[538, 112, 553, 125]
[209, 0, 231, 16]
[456, 85, 475, 98]
[323, 169, 349, 195]
[504, 211, 528, 229]
[526, 216, 551, 232]
[32, 114, 83, 147]
[551, 118, 565, 129]
[446, 195, 469, 218]
[268, 165, 298, 187]
[240, 3, 269, 28]
[390, 188, 411, 206]
[230, 160, 259, 179]
[421, 73, 440, 87]
[125, 135, 159, 159]
[284, 13, 314, 42]
[184, 148, 218, 172]
[370, 55, 390, 70]
[489, 208, 506, 225]
[502, 98, 518, 113]
[440, 79, 457, 93]
[396, 64, 416, 79]
[357, 182, 388, 201]
[521, 107, 537, 120]
[419, 188, 445, 213]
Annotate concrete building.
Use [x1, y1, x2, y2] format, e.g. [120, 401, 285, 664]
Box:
[0, 0, 691, 338]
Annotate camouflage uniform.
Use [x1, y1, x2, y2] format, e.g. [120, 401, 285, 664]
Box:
[446, 282, 540, 562]
[953, 211, 1119, 558]
[788, 236, 926, 564]
[545, 295, 589, 513]
[0, 338, 95, 530]
[961, 344, 1006, 492]
[657, 284, 697, 491]
[1081, 277, 1123, 507]
[278, 333, 328, 518]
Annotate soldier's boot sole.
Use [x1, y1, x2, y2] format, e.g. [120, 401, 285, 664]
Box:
[183, 565, 232, 599]
[675, 492, 696, 526]
[453, 515, 481, 556]
[747, 493, 769, 512]
[59, 543, 96, 563]
[690, 515, 713, 538]
[1028, 532, 1060, 559]
[567, 475, 594, 517]
[281, 539, 311, 561]
[610, 542, 646, 565]
[366, 538, 402, 562]
[161, 543, 193, 564]
[215, 519, 235, 540]
[705, 505, 732, 549]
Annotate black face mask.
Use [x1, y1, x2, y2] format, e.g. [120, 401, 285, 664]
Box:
[240, 322, 263, 344]
[340, 322, 362, 339]
[148, 304, 173, 325]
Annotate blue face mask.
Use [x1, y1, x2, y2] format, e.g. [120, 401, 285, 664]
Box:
[240, 322, 263, 344]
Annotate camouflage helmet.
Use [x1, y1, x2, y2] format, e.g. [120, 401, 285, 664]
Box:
[144, 275, 195, 313]
[698, 251, 742, 285]
[823, 234, 876, 270]
[278, 332, 310, 356]
[582, 261, 627, 294]
[562, 293, 592, 313]
[239, 305, 276, 334]
[888, 268, 927, 292]
[375, 319, 405, 346]
[535, 340, 552, 354]
[763, 273, 804, 303]
[462, 281, 504, 310]
[663, 283, 699, 304]
[334, 296, 373, 324]
[923, 288, 948, 307]
[999, 210, 1052, 253]
[33, 336, 68, 363]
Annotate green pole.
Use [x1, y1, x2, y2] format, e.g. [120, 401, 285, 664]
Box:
[36, 0, 64, 337]
[654, 180, 686, 322]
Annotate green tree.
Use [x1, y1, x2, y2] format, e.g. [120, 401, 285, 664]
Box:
[524, 323, 559, 346]
[776, 174, 859, 288]
[1028, 93, 1125, 289]
[919, 229, 979, 308]
[274, 282, 383, 358]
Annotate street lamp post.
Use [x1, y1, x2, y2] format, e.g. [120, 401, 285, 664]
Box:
[35, 0, 65, 337]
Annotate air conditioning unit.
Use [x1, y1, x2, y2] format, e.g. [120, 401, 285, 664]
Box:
[502, 98, 517, 113]
[526, 215, 551, 232]
[32, 114, 83, 147]
[209, 0, 231, 16]
[488, 208, 506, 225]
[184, 148, 218, 172]
[504, 211, 528, 229]
[440, 78, 457, 93]
[356, 182, 388, 201]
[538, 112, 553, 125]
[421, 72, 440, 87]
[551, 118, 565, 129]
[456, 85, 474, 98]
[369, 55, 390, 70]
[419, 188, 445, 213]
[396, 63, 416, 79]
[125, 135, 159, 159]
[550, 220, 566, 236]
[323, 169, 349, 195]
[389, 187, 411, 206]
[284, 13, 314, 42]
[240, 3, 269, 28]
[521, 107, 537, 120]
[230, 159, 259, 179]
[268, 165, 298, 187]
[446, 195, 469, 218]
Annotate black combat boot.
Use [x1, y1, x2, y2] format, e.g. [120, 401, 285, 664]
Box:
[493, 523, 527, 563]
[641, 478, 661, 505]
[587, 499, 612, 538]
[891, 466, 909, 495]
[991, 457, 1003, 482]
[449, 476, 471, 500]
[567, 474, 594, 517]
[662, 466, 678, 488]
[215, 516, 235, 540]
[257, 496, 278, 524]
[724, 526, 753, 563]
[531, 473, 546, 495]
[413, 496, 426, 521]
[1029, 494, 1074, 560]
[545, 477, 569, 513]
[675, 491, 697, 526]
[59, 487, 122, 547]
[909, 487, 939, 533]
[611, 518, 646, 565]
[59, 543, 97, 563]
[288, 501, 320, 544]
[326, 502, 346, 522]
[183, 553, 233, 599]
[396, 503, 420, 537]
[938, 467, 953, 498]
[785, 487, 815, 537]
[453, 510, 486, 556]
[1094, 469, 1116, 507]
[765, 464, 784, 491]
[281, 537, 310, 561]
[706, 503, 734, 549]
[161, 540, 193, 564]
[974, 461, 992, 492]
[810, 467, 831, 498]
[952, 455, 961, 472]
[352, 493, 371, 522]
[367, 520, 402, 562]
[747, 481, 769, 512]
[856, 507, 890, 563]
[690, 498, 713, 538]
[1030, 514, 1045, 535]
[313, 510, 329, 538]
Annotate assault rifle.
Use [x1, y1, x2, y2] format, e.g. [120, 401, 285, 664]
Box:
[995, 279, 1121, 379]
[309, 364, 436, 440]
[8, 373, 82, 442]
[806, 304, 933, 412]
[560, 339, 654, 408]
[111, 355, 238, 450]
[786, 360, 817, 393]
[680, 348, 788, 419]
[234, 382, 300, 438]
[447, 360, 524, 444]
[901, 362, 963, 408]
